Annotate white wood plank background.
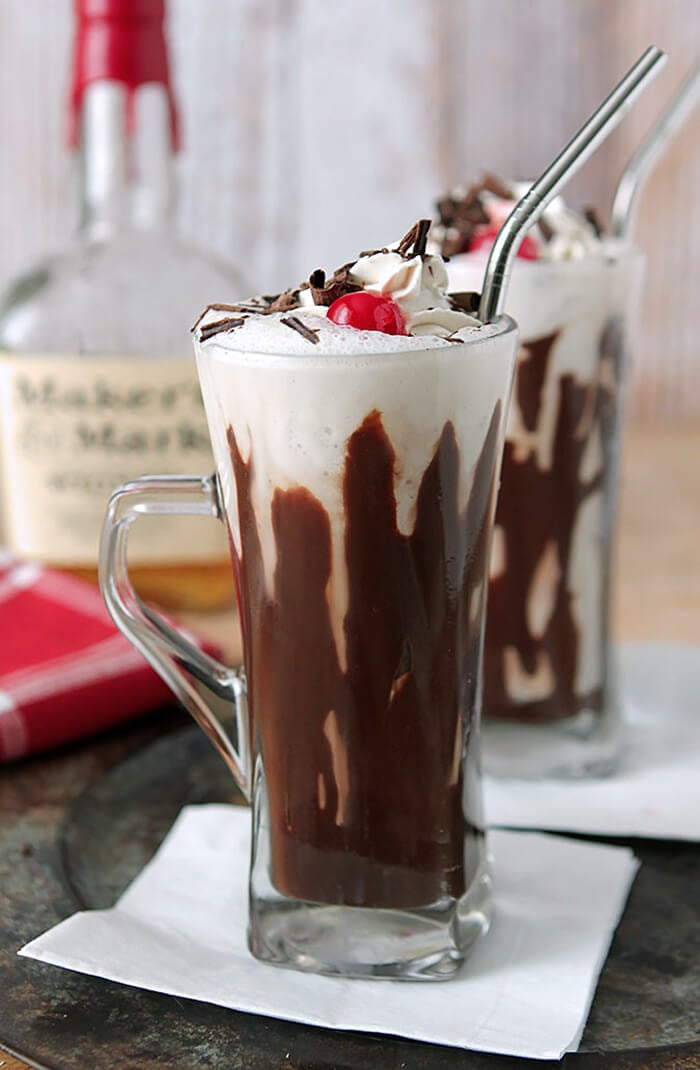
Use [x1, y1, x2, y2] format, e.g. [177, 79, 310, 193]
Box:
[0, 0, 698, 418]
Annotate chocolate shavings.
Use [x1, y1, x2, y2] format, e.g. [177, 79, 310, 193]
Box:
[280, 316, 320, 344]
[267, 290, 303, 313]
[192, 303, 248, 332]
[583, 206, 604, 238]
[434, 173, 520, 257]
[308, 262, 363, 306]
[434, 186, 489, 257]
[449, 291, 481, 314]
[198, 316, 246, 342]
[397, 218, 432, 259]
[537, 216, 555, 243]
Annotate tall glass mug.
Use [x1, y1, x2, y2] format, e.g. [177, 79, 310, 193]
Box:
[100, 316, 518, 980]
[449, 242, 645, 778]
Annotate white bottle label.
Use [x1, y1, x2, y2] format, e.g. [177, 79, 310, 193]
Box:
[0, 354, 227, 565]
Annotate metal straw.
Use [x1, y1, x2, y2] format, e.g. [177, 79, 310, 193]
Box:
[478, 46, 667, 323]
[611, 58, 700, 238]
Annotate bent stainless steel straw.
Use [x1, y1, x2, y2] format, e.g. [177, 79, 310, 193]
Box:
[478, 45, 667, 323]
[611, 57, 700, 238]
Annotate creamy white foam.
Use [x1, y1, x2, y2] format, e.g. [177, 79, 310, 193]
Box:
[196, 308, 488, 358]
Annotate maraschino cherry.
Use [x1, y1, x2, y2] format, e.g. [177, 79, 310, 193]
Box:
[327, 291, 407, 335]
[469, 226, 539, 261]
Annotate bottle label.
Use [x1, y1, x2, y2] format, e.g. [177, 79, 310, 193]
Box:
[0, 354, 227, 565]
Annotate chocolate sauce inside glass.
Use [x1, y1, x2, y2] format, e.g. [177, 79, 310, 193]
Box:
[484, 320, 623, 724]
[227, 405, 502, 909]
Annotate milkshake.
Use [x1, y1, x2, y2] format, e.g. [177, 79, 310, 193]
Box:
[192, 221, 518, 976]
[434, 177, 645, 777]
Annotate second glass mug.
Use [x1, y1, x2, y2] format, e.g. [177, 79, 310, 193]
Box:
[100, 316, 518, 980]
[448, 242, 645, 778]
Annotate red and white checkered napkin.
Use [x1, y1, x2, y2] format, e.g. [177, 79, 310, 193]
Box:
[0, 549, 204, 763]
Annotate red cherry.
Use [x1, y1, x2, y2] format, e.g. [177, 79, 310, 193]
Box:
[469, 226, 539, 261]
[327, 291, 407, 335]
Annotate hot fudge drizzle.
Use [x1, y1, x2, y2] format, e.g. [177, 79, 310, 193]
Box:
[484, 319, 625, 724]
[227, 404, 503, 909]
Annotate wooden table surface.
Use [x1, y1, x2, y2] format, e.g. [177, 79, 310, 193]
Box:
[3, 421, 699, 1070]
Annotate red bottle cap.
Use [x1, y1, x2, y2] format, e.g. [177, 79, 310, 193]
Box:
[69, 0, 179, 149]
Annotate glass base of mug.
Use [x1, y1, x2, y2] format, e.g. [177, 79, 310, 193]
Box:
[482, 706, 620, 779]
[248, 857, 492, 981]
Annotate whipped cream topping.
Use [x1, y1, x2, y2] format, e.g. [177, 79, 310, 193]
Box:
[510, 183, 601, 261]
[433, 175, 603, 263]
[347, 250, 479, 336]
[193, 220, 482, 349]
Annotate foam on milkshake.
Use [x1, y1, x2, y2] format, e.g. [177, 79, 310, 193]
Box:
[195, 307, 490, 358]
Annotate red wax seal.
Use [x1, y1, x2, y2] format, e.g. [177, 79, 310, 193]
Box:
[69, 0, 179, 149]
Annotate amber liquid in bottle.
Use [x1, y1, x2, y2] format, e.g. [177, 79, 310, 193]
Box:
[0, 3, 248, 612]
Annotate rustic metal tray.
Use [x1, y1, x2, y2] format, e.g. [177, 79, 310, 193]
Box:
[1, 715, 699, 1069]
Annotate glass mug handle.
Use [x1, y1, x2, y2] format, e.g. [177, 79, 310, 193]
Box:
[99, 473, 251, 801]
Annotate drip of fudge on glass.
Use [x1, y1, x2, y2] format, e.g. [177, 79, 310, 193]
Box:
[433, 176, 635, 725]
[193, 222, 511, 908]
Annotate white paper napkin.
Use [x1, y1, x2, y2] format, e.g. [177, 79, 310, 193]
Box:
[20, 803, 638, 1060]
[484, 642, 700, 839]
